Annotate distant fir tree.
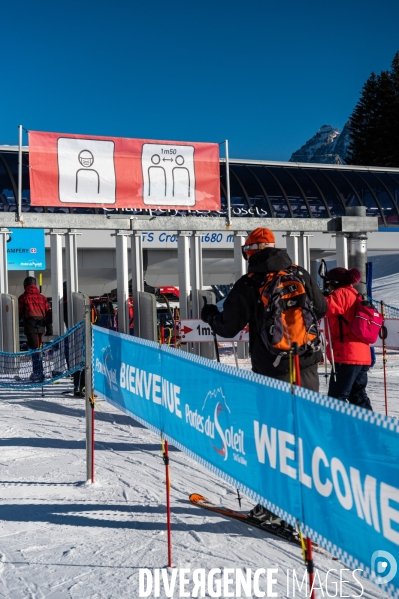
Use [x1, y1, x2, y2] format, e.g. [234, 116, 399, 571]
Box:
[347, 73, 381, 165]
[347, 51, 399, 167]
[391, 52, 399, 166]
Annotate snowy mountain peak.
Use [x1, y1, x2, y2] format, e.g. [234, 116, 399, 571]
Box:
[290, 123, 351, 164]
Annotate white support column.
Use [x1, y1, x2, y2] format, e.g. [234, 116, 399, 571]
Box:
[178, 232, 191, 320]
[285, 232, 299, 265]
[335, 234, 348, 268]
[0, 228, 9, 294]
[345, 206, 368, 295]
[190, 232, 203, 319]
[114, 231, 130, 334]
[234, 231, 247, 282]
[17, 125, 23, 223]
[298, 233, 312, 271]
[234, 231, 248, 358]
[65, 229, 80, 327]
[49, 230, 64, 336]
[0, 228, 9, 351]
[348, 233, 368, 296]
[131, 231, 143, 337]
[190, 232, 203, 355]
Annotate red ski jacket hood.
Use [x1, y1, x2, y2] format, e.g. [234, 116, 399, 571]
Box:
[325, 286, 371, 366]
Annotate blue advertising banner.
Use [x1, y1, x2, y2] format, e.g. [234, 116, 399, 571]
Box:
[93, 326, 399, 598]
[7, 228, 46, 270]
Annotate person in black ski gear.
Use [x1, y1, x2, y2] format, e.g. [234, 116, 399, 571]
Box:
[201, 227, 327, 392]
[201, 227, 327, 527]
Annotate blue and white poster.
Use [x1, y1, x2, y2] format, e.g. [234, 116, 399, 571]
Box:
[93, 327, 399, 598]
[7, 228, 46, 270]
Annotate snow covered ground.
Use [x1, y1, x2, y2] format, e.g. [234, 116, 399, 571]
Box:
[373, 274, 399, 310]
[0, 350, 396, 598]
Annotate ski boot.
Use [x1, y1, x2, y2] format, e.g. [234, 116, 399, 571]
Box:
[249, 504, 298, 540]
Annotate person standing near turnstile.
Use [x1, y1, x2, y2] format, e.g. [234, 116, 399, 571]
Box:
[18, 276, 52, 382]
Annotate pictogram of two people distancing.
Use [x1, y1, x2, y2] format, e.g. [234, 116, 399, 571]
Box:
[57, 138, 196, 206]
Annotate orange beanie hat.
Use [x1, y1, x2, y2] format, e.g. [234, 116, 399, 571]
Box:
[243, 228, 275, 258]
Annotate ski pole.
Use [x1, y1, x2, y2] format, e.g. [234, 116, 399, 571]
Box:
[306, 537, 315, 599]
[323, 319, 328, 383]
[291, 343, 315, 599]
[326, 318, 336, 382]
[292, 342, 301, 387]
[202, 296, 220, 362]
[381, 301, 388, 416]
[319, 261, 329, 385]
[232, 342, 239, 368]
[230, 340, 241, 508]
[90, 394, 95, 483]
[161, 436, 173, 568]
[288, 348, 295, 392]
[202, 296, 241, 507]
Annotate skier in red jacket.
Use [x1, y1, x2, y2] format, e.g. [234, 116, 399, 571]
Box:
[324, 267, 373, 410]
[18, 276, 52, 382]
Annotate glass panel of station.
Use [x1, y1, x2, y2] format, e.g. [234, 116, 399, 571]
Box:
[267, 167, 310, 217]
[220, 163, 249, 217]
[374, 173, 399, 225]
[358, 172, 399, 225]
[247, 166, 291, 217]
[387, 173, 399, 206]
[339, 170, 382, 222]
[47, 206, 72, 213]
[321, 170, 361, 212]
[288, 168, 329, 218]
[229, 165, 270, 217]
[0, 154, 15, 212]
[307, 169, 345, 217]
[0, 151, 32, 212]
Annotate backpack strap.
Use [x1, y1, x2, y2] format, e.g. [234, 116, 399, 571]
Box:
[337, 315, 348, 343]
[245, 271, 273, 291]
[336, 289, 361, 342]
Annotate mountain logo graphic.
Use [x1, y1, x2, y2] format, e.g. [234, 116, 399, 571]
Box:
[202, 388, 245, 462]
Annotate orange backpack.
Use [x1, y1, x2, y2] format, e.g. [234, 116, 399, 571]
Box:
[252, 266, 321, 367]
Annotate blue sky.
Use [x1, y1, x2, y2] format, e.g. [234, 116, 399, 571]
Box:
[2, 0, 399, 160]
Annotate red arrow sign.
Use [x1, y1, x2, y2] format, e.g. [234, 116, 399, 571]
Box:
[181, 325, 193, 335]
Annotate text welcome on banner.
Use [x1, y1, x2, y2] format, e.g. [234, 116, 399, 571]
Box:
[92, 326, 399, 598]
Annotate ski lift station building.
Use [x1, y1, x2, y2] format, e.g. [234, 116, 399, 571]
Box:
[1, 143, 399, 337]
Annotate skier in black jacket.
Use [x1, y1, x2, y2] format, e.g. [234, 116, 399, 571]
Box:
[201, 227, 327, 527]
[201, 227, 327, 392]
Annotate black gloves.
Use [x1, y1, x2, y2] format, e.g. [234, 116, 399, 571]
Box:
[201, 303, 219, 325]
[322, 289, 330, 297]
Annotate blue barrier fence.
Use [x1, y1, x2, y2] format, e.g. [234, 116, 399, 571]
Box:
[92, 325, 399, 598]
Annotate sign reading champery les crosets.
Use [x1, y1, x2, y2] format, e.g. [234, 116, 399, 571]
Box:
[29, 131, 220, 210]
[7, 228, 46, 271]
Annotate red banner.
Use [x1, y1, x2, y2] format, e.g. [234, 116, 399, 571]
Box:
[29, 131, 220, 210]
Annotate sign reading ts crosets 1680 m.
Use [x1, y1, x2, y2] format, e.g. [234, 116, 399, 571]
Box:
[29, 131, 220, 210]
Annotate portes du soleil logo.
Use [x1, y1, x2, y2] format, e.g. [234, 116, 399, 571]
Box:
[95, 345, 118, 391]
[185, 388, 246, 465]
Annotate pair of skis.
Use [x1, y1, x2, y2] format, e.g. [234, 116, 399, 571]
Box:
[189, 493, 337, 561]
[189, 493, 300, 544]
